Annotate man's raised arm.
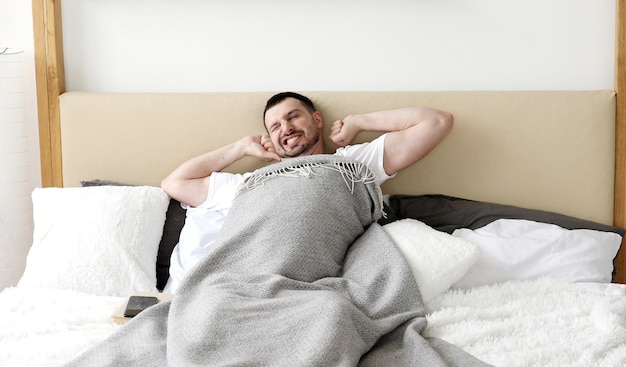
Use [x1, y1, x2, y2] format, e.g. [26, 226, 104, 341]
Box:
[328, 107, 453, 176]
[161, 135, 280, 207]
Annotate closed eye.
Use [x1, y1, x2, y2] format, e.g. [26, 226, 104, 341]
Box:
[269, 123, 280, 132]
[287, 111, 300, 121]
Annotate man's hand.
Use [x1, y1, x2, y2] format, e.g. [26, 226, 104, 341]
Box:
[329, 115, 364, 147]
[245, 135, 281, 162]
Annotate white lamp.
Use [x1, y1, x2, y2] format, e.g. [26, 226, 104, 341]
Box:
[0, 45, 30, 290]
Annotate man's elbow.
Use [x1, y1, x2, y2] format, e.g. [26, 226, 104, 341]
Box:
[160, 176, 176, 197]
[440, 110, 454, 126]
[436, 110, 454, 135]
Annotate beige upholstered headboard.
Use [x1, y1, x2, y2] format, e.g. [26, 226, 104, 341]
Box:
[59, 90, 616, 225]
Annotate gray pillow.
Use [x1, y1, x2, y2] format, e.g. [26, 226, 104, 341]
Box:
[386, 194, 624, 236]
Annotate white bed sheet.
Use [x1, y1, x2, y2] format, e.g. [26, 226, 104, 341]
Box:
[1, 279, 625, 366]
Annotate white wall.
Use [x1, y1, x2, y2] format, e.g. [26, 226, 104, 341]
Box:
[62, 0, 616, 92]
[0, 0, 40, 289]
[0, 0, 617, 289]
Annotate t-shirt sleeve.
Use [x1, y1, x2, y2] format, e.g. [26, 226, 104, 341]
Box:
[334, 133, 395, 185]
[202, 172, 245, 212]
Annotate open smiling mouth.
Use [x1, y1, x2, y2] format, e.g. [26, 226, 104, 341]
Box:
[283, 134, 301, 148]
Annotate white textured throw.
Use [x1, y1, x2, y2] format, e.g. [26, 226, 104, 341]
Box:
[383, 218, 481, 302]
[425, 279, 626, 367]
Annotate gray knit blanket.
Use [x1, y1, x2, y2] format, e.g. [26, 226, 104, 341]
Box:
[67, 155, 489, 367]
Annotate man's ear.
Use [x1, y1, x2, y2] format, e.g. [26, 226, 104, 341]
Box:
[313, 111, 323, 128]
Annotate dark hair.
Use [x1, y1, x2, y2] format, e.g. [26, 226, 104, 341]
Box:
[263, 92, 316, 120]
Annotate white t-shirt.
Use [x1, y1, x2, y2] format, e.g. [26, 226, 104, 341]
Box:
[164, 134, 392, 293]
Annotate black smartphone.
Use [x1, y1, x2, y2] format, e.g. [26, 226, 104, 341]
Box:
[123, 295, 159, 317]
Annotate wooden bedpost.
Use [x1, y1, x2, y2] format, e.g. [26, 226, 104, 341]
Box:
[614, 0, 626, 283]
[32, 0, 65, 187]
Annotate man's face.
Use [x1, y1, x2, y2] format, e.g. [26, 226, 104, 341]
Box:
[264, 98, 323, 158]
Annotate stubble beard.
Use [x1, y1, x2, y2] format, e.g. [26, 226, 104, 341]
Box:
[279, 128, 321, 158]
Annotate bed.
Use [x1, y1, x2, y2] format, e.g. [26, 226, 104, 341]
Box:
[2, 1, 625, 366]
[1, 90, 624, 366]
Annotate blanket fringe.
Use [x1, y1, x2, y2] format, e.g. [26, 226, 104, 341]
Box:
[240, 161, 385, 218]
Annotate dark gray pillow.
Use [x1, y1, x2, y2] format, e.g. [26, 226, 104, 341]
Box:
[79, 179, 130, 187]
[386, 194, 624, 236]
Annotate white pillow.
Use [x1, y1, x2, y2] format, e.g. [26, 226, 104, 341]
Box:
[382, 219, 481, 302]
[451, 218, 622, 289]
[18, 186, 170, 297]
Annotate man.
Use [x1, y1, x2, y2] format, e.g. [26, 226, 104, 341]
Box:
[161, 92, 453, 292]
